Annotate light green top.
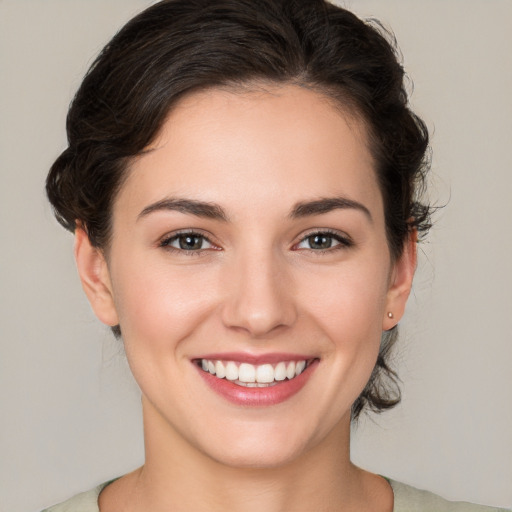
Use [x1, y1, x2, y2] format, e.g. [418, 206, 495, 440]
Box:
[42, 478, 510, 512]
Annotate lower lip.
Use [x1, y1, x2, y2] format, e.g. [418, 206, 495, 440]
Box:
[196, 360, 318, 406]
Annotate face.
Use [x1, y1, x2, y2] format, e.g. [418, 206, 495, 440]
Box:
[77, 84, 414, 469]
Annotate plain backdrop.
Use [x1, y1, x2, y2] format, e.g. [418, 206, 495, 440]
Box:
[1, 1, 511, 511]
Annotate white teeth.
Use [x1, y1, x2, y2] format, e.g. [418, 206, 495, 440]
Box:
[234, 381, 278, 388]
[200, 358, 310, 385]
[295, 360, 306, 376]
[238, 363, 256, 383]
[225, 361, 238, 381]
[215, 360, 226, 379]
[256, 364, 274, 383]
[286, 361, 296, 379]
[274, 361, 287, 381]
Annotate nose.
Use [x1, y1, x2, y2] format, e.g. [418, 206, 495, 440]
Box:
[220, 248, 297, 338]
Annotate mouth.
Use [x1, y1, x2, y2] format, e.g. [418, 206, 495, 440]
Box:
[196, 358, 314, 387]
[193, 355, 319, 406]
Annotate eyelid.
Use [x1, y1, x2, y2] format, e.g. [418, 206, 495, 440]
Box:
[157, 228, 352, 254]
[158, 229, 221, 253]
[293, 228, 353, 251]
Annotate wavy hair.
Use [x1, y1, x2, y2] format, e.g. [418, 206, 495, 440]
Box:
[47, 0, 431, 419]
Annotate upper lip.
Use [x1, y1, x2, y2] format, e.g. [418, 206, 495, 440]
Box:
[193, 352, 316, 365]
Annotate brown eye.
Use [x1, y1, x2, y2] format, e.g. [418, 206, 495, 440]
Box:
[295, 231, 352, 251]
[161, 232, 214, 252]
[177, 234, 204, 250]
[307, 234, 334, 250]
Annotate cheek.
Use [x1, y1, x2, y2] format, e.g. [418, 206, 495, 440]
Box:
[301, 257, 390, 388]
[109, 256, 219, 351]
[303, 258, 390, 336]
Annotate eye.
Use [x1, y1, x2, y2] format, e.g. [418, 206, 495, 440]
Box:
[294, 231, 352, 251]
[160, 231, 216, 252]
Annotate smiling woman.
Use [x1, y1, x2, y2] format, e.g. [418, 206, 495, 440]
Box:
[74, 85, 408, 478]
[27, 0, 510, 511]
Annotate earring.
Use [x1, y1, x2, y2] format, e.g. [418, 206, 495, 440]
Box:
[387, 312, 394, 319]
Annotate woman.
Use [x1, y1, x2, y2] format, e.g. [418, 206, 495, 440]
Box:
[39, 0, 509, 510]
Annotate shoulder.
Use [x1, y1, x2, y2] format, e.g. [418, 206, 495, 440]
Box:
[389, 479, 511, 512]
[41, 481, 110, 512]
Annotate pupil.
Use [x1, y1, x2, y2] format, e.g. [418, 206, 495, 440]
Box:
[179, 235, 202, 250]
[310, 234, 331, 249]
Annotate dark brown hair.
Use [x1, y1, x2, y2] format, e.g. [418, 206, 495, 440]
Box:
[46, 0, 431, 419]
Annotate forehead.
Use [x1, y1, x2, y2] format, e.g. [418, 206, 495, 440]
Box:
[116, 84, 383, 222]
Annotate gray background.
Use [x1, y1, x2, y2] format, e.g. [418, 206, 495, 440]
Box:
[1, 1, 511, 510]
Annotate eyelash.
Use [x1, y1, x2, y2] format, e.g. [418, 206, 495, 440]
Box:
[159, 230, 218, 256]
[293, 229, 353, 254]
[158, 229, 353, 256]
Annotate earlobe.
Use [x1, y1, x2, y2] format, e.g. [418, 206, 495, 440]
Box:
[382, 231, 417, 330]
[74, 227, 119, 327]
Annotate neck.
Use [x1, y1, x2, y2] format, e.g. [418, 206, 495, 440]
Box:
[142, 398, 373, 512]
[101, 397, 392, 512]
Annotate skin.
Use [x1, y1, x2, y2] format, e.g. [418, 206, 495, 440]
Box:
[75, 84, 416, 512]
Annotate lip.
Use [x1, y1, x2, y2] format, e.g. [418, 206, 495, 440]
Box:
[194, 352, 313, 365]
[195, 356, 319, 406]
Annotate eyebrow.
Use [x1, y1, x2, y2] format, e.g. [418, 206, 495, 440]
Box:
[138, 198, 229, 221]
[137, 195, 372, 223]
[290, 197, 372, 222]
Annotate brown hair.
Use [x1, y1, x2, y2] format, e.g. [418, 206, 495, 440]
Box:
[46, 0, 431, 419]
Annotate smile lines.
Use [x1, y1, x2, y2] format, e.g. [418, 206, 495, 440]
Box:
[199, 359, 311, 387]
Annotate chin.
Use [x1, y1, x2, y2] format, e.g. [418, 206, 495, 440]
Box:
[195, 418, 322, 470]
[207, 441, 306, 470]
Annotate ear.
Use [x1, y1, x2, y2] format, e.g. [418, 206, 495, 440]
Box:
[74, 227, 119, 327]
[382, 230, 417, 330]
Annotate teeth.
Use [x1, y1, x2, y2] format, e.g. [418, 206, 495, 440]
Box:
[225, 361, 238, 381]
[256, 364, 274, 383]
[274, 362, 286, 381]
[199, 358, 309, 385]
[286, 361, 296, 380]
[239, 363, 256, 383]
[215, 360, 226, 379]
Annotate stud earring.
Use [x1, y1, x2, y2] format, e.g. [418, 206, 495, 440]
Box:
[387, 312, 394, 319]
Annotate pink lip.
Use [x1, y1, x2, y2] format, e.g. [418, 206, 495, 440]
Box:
[194, 352, 313, 365]
[195, 358, 319, 406]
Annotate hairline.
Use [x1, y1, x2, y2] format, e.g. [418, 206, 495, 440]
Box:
[99, 79, 384, 258]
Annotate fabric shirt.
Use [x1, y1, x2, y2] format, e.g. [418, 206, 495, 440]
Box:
[42, 478, 510, 511]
